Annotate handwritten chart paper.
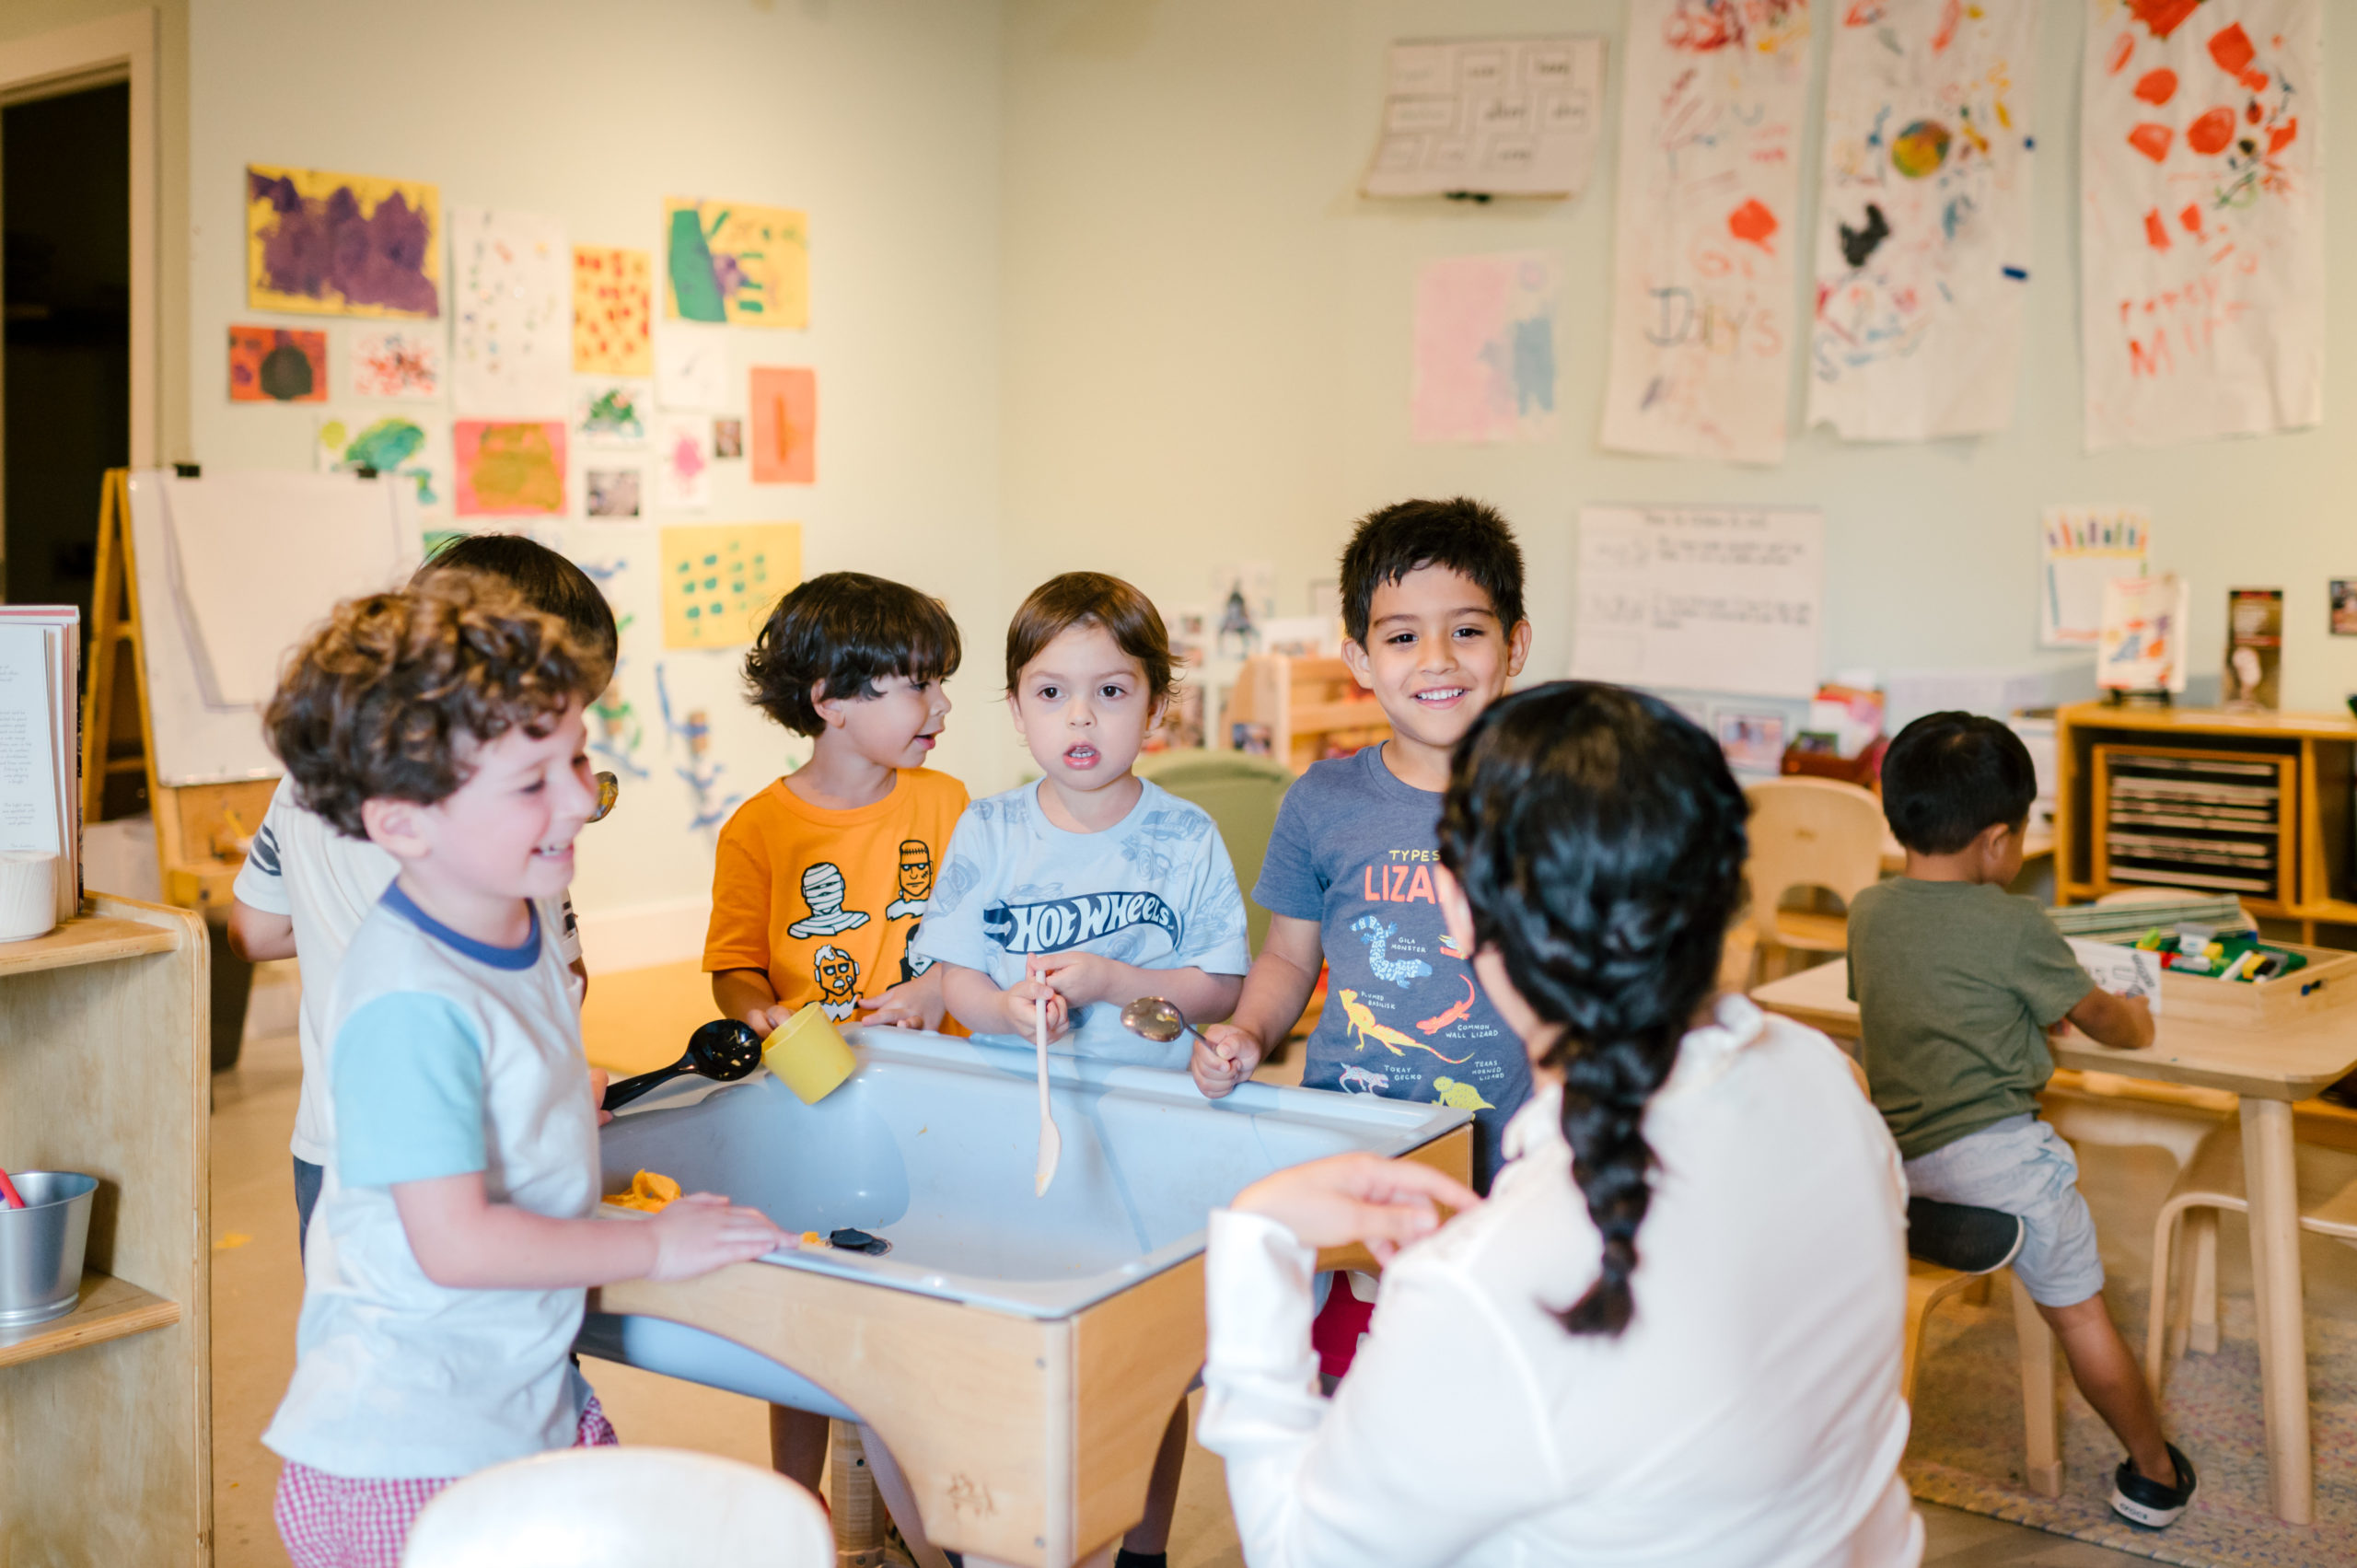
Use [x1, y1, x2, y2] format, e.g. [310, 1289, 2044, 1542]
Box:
[2041, 505, 2150, 646]
[449, 209, 572, 417]
[1411, 253, 1558, 443]
[1808, 0, 2038, 440]
[1571, 505, 1824, 699]
[2082, 0, 2322, 450]
[1601, 1, 1813, 464]
[1362, 37, 1606, 198]
[660, 524, 800, 650]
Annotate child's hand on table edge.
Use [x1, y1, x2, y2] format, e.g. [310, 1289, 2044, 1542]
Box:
[642, 1193, 792, 1282]
[856, 980, 939, 1031]
[588, 1068, 613, 1127]
[1231, 1153, 1480, 1264]
[1191, 1022, 1262, 1098]
[1004, 971, 1071, 1040]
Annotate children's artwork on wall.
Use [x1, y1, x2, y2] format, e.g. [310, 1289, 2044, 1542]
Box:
[315, 412, 452, 516]
[658, 523, 799, 651]
[655, 326, 729, 410]
[227, 325, 328, 402]
[1410, 253, 1557, 443]
[448, 208, 572, 417]
[655, 415, 712, 511]
[347, 328, 442, 401]
[1808, 0, 2038, 441]
[663, 199, 809, 329]
[2082, 0, 2322, 449]
[749, 367, 818, 482]
[573, 380, 651, 448]
[2040, 505, 2150, 646]
[453, 420, 566, 517]
[2222, 587, 2283, 711]
[572, 245, 654, 377]
[712, 418, 744, 459]
[655, 663, 747, 840]
[583, 466, 644, 519]
[1600, 2, 1812, 464]
[246, 165, 440, 319]
[590, 659, 651, 781]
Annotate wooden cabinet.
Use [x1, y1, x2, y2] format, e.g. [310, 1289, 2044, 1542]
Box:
[0, 894, 211, 1564]
[2057, 703, 2357, 941]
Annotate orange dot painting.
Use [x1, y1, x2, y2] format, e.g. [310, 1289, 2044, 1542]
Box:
[749, 367, 817, 485]
[572, 245, 653, 377]
[228, 325, 328, 402]
[2132, 68, 2177, 106]
[2126, 122, 2175, 162]
[1725, 197, 1779, 251]
[454, 420, 567, 517]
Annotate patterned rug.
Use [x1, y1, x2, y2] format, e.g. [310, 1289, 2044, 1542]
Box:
[1906, 1287, 2357, 1567]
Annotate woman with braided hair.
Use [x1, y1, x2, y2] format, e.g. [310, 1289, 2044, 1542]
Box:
[1197, 682, 1921, 1567]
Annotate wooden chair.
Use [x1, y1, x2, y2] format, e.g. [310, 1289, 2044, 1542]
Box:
[1903, 1262, 2065, 1497]
[1741, 778, 1885, 981]
[400, 1446, 832, 1567]
[1137, 748, 1295, 956]
[2145, 1115, 2357, 1397]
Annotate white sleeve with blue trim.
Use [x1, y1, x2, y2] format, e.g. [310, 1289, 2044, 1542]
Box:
[231, 781, 295, 916]
[332, 993, 487, 1187]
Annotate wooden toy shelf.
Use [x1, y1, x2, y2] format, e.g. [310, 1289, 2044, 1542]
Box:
[2056, 703, 2357, 942]
[0, 893, 212, 1565]
[1219, 654, 1390, 772]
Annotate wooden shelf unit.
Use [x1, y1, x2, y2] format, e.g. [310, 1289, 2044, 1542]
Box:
[1219, 654, 1391, 772]
[2057, 703, 2357, 941]
[0, 893, 212, 1565]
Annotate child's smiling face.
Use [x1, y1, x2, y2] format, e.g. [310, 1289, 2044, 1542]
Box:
[388, 699, 598, 911]
[1345, 564, 1530, 757]
[1008, 621, 1161, 797]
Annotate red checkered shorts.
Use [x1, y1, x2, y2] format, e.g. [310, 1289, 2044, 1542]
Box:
[273, 1394, 618, 1568]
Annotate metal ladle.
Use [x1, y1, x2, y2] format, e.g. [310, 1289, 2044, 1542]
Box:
[602, 1018, 764, 1111]
[1119, 997, 1207, 1049]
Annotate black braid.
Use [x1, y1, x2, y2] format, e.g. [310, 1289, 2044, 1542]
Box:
[1438, 683, 1748, 1336]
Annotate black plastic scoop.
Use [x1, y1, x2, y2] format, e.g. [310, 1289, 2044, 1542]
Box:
[603, 1018, 763, 1111]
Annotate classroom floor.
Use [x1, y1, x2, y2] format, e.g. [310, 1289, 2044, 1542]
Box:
[208, 961, 2159, 1567]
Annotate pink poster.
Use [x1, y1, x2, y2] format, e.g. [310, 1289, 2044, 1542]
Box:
[1411, 253, 1558, 444]
[453, 420, 567, 517]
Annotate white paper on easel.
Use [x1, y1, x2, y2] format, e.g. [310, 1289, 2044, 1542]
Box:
[1570, 505, 1824, 699]
[0, 625, 61, 863]
[2067, 937, 2164, 1014]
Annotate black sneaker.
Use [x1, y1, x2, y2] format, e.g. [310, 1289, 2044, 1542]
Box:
[2111, 1443, 2197, 1527]
[1906, 1198, 2026, 1275]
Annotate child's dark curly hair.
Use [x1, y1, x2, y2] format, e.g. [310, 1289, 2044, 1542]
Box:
[1438, 682, 1747, 1337]
[743, 573, 963, 738]
[264, 569, 591, 840]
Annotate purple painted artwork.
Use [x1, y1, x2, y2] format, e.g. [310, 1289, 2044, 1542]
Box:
[246, 163, 441, 319]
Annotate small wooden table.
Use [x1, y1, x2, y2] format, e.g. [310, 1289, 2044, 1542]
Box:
[1750, 958, 2357, 1525]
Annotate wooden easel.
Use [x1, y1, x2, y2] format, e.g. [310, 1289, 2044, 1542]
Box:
[81, 467, 275, 914]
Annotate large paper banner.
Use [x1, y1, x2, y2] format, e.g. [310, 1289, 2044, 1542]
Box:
[2081, 0, 2322, 450]
[1808, 0, 2038, 440]
[1601, 1, 1813, 465]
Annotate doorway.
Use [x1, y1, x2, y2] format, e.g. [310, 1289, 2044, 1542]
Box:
[2, 77, 129, 659]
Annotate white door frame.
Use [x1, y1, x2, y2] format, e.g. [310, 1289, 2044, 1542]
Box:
[0, 7, 159, 482]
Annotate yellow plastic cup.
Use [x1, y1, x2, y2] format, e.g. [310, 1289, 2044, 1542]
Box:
[764, 1003, 858, 1105]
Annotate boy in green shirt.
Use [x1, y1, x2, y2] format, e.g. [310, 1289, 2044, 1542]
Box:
[1850, 712, 2194, 1529]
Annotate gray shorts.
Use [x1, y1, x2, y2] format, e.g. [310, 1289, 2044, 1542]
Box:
[1903, 1113, 2105, 1307]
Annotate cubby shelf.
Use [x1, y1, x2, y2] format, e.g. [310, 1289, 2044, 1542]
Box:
[0, 1272, 180, 1370]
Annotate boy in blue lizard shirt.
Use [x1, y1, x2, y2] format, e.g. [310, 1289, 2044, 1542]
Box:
[1192, 498, 1534, 1189]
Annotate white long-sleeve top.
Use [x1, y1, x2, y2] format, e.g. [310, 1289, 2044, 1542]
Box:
[1199, 995, 1922, 1568]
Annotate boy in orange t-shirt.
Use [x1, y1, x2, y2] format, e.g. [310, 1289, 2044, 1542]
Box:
[705, 573, 969, 1036]
[702, 572, 967, 1492]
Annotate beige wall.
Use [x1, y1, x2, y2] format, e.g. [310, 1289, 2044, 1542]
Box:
[0, 1, 192, 462]
[1001, 0, 2357, 714]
